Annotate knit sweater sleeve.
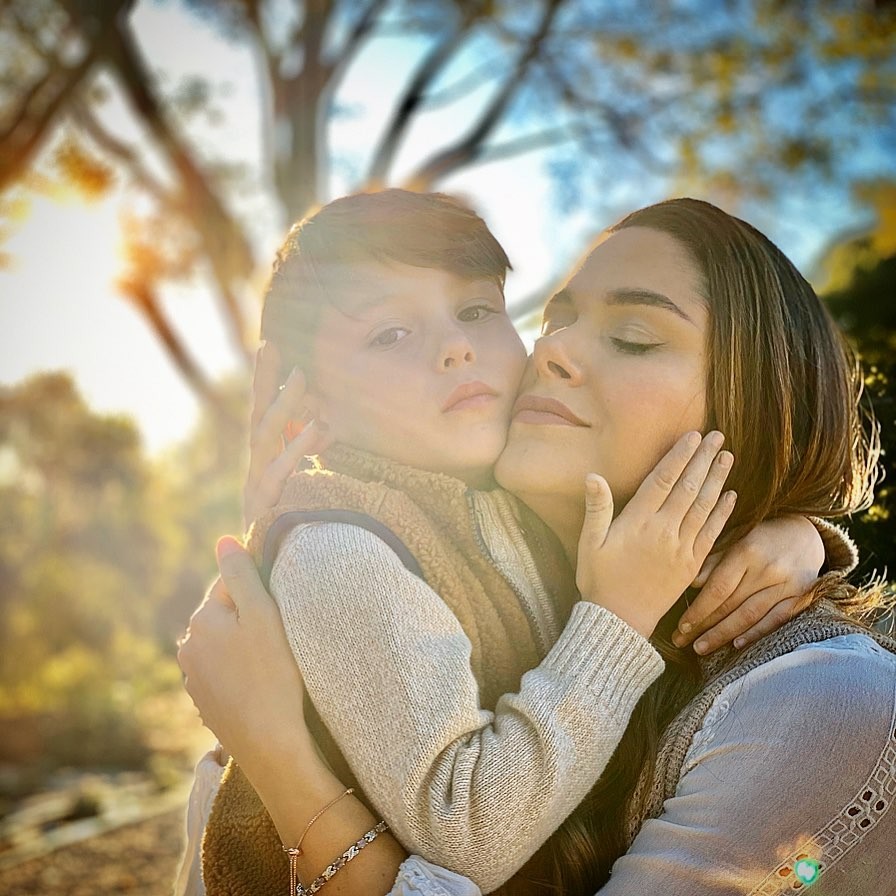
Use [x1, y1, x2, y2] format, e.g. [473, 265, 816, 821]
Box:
[270, 522, 664, 893]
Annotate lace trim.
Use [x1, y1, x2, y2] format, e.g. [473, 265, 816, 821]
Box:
[748, 676, 896, 894]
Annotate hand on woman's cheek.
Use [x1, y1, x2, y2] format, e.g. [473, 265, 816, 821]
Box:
[576, 431, 736, 638]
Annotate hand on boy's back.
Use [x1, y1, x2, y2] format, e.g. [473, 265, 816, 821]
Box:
[243, 342, 332, 529]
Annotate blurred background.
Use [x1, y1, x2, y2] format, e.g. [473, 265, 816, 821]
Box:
[1, 0, 894, 892]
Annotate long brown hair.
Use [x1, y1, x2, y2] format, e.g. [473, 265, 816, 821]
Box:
[544, 198, 882, 893]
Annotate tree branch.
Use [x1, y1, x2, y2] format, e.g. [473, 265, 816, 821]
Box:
[419, 55, 507, 110]
[405, 0, 567, 189]
[0, 3, 124, 192]
[70, 99, 170, 203]
[365, 15, 471, 184]
[107, 14, 255, 363]
[272, 0, 337, 218]
[120, 277, 242, 432]
[471, 124, 573, 165]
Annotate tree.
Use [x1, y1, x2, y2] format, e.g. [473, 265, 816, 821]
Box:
[821, 183, 896, 591]
[2, 0, 894, 423]
[0, 371, 244, 771]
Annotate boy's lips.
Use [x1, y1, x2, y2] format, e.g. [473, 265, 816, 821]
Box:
[511, 394, 589, 426]
[442, 381, 499, 412]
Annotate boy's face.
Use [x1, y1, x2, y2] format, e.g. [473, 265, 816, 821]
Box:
[307, 260, 526, 486]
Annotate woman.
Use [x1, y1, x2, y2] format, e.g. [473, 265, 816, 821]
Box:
[180, 198, 895, 895]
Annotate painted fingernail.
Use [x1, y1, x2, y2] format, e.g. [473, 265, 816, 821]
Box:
[694, 639, 709, 654]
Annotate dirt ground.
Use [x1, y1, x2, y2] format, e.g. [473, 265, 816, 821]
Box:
[0, 808, 186, 896]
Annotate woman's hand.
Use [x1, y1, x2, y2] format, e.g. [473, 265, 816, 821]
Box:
[576, 431, 736, 639]
[243, 343, 332, 529]
[177, 537, 312, 773]
[672, 515, 826, 654]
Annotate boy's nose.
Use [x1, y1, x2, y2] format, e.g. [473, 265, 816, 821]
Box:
[440, 330, 476, 369]
[443, 349, 475, 368]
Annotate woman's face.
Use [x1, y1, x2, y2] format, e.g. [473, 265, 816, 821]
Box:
[495, 226, 710, 515]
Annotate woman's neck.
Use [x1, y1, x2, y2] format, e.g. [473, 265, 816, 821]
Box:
[512, 490, 583, 568]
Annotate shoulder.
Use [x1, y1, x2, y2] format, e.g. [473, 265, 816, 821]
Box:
[731, 633, 895, 706]
[270, 521, 428, 612]
[274, 520, 415, 574]
[706, 634, 894, 731]
[686, 633, 895, 778]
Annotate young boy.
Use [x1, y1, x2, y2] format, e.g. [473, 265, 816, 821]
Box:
[180, 190, 848, 896]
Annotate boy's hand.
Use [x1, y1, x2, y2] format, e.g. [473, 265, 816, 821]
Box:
[177, 538, 310, 766]
[576, 431, 736, 639]
[243, 343, 332, 529]
[673, 515, 825, 655]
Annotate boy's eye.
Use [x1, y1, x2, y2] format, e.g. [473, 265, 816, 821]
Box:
[370, 326, 411, 348]
[610, 337, 662, 355]
[458, 303, 498, 323]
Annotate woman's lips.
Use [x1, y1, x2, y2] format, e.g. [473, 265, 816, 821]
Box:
[442, 381, 499, 412]
[511, 395, 589, 426]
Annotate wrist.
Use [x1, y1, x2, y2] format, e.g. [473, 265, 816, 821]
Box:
[237, 723, 325, 791]
[581, 592, 659, 639]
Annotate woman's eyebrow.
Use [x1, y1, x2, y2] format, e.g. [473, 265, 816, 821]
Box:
[606, 287, 695, 325]
[543, 288, 572, 312]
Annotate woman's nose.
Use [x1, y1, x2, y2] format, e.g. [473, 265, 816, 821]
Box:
[532, 331, 584, 384]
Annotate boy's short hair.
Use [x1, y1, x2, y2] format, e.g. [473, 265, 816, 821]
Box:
[260, 189, 512, 380]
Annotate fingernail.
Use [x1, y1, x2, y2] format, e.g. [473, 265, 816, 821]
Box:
[718, 450, 733, 467]
[216, 536, 243, 562]
[671, 632, 684, 647]
[678, 621, 692, 634]
[694, 639, 709, 654]
[686, 431, 701, 448]
[734, 637, 745, 649]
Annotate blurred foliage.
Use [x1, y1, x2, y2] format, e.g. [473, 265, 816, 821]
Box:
[822, 185, 896, 591]
[0, 372, 245, 787]
[0, 0, 894, 414]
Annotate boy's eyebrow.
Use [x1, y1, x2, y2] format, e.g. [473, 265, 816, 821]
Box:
[606, 287, 695, 324]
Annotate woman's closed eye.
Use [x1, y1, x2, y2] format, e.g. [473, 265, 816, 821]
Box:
[609, 335, 664, 355]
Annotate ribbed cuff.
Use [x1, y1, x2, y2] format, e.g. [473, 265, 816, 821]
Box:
[810, 516, 858, 574]
[542, 601, 664, 710]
